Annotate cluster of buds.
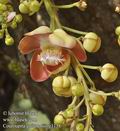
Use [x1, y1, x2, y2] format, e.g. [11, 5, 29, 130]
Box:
[0, 0, 22, 45]
[8, 60, 22, 76]
[19, 0, 41, 15]
[89, 91, 107, 116]
[52, 76, 85, 98]
[115, 26, 120, 46]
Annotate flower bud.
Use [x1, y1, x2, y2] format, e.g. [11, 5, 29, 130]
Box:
[65, 107, 74, 118]
[19, 2, 30, 14]
[10, 21, 17, 29]
[52, 76, 72, 97]
[52, 76, 71, 89]
[92, 104, 104, 116]
[68, 76, 77, 86]
[83, 32, 101, 53]
[89, 92, 107, 105]
[71, 83, 84, 97]
[115, 26, 120, 35]
[29, 0, 40, 13]
[18, 99, 32, 110]
[5, 35, 14, 45]
[54, 114, 65, 125]
[101, 63, 118, 82]
[0, 3, 7, 11]
[76, 123, 84, 131]
[15, 14, 23, 23]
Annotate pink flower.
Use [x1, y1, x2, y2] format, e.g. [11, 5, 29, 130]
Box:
[18, 26, 87, 82]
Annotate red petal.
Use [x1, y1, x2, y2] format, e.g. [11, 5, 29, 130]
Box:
[46, 50, 70, 74]
[30, 51, 50, 82]
[18, 34, 41, 54]
[71, 41, 87, 62]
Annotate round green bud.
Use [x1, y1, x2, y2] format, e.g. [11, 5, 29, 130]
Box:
[115, 26, 120, 35]
[0, 3, 7, 11]
[10, 21, 17, 29]
[52, 76, 71, 89]
[83, 32, 101, 53]
[15, 14, 23, 23]
[19, 2, 30, 14]
[71, 83, 84, 97]
[92, 104, 104, 116]
[76, 123, 84, 131]
[101, 63, 118, 82]
[29, 0, 40, 12]
[89, 92, 107, 105]
[0, 29, 4, 39]
[54, 114, 65, 125]
[65, 107, 74, 118]
[68, 76, 77, 86]
[5, 35, 14, 46]
[18, 99, 32, 110]
[0, 0, 9, 4]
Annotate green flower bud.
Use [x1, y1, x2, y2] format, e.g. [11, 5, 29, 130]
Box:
[29, 0, 40, 13]
[68, 76, 77, 86]
[92, 104, 104, 116]
[7, 5, 13, 11]
[71, 83, 84, 97]
[0, 3, 7, 11]
[54, 114, 65, 125]
[0, 29, 4, 39]
[5, 35, 14, 46]
[101, 63, 118, 82]
[115, 26, 120, 35]
[76, 123, 84, 131]
[18, 99, 32, 110]
[15, 14, 23, 23]
[89, 92, 107, 105]
[10, 21, 17, 29]
[52, 76, 71, 89]
[83, 32, 101, 53]
[19, 2, 30, 14]
[65, 107, 74, 118]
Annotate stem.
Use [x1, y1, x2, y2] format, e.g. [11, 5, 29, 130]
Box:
[81, 65, 102, 71]
[62, 26, 88, 35]
[44, 0, 61, 30]
[69, 96, 78, 108]
[72, 57, 92, 131]
[74, 97, 85, 110]
[80, 66, 96, 90]
[89, 89, 115, 96]
[53, 2, 78, 9]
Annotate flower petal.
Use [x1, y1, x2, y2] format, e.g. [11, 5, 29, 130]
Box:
[18, 34, 42, 54]
[7, 12, 16, 22]
[30, 50, 50, 82]
[46, 50, 70, 74]
[71, 40, 87, 62]
[25, 26, 51, 36]
[49, 29, 76, 49]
